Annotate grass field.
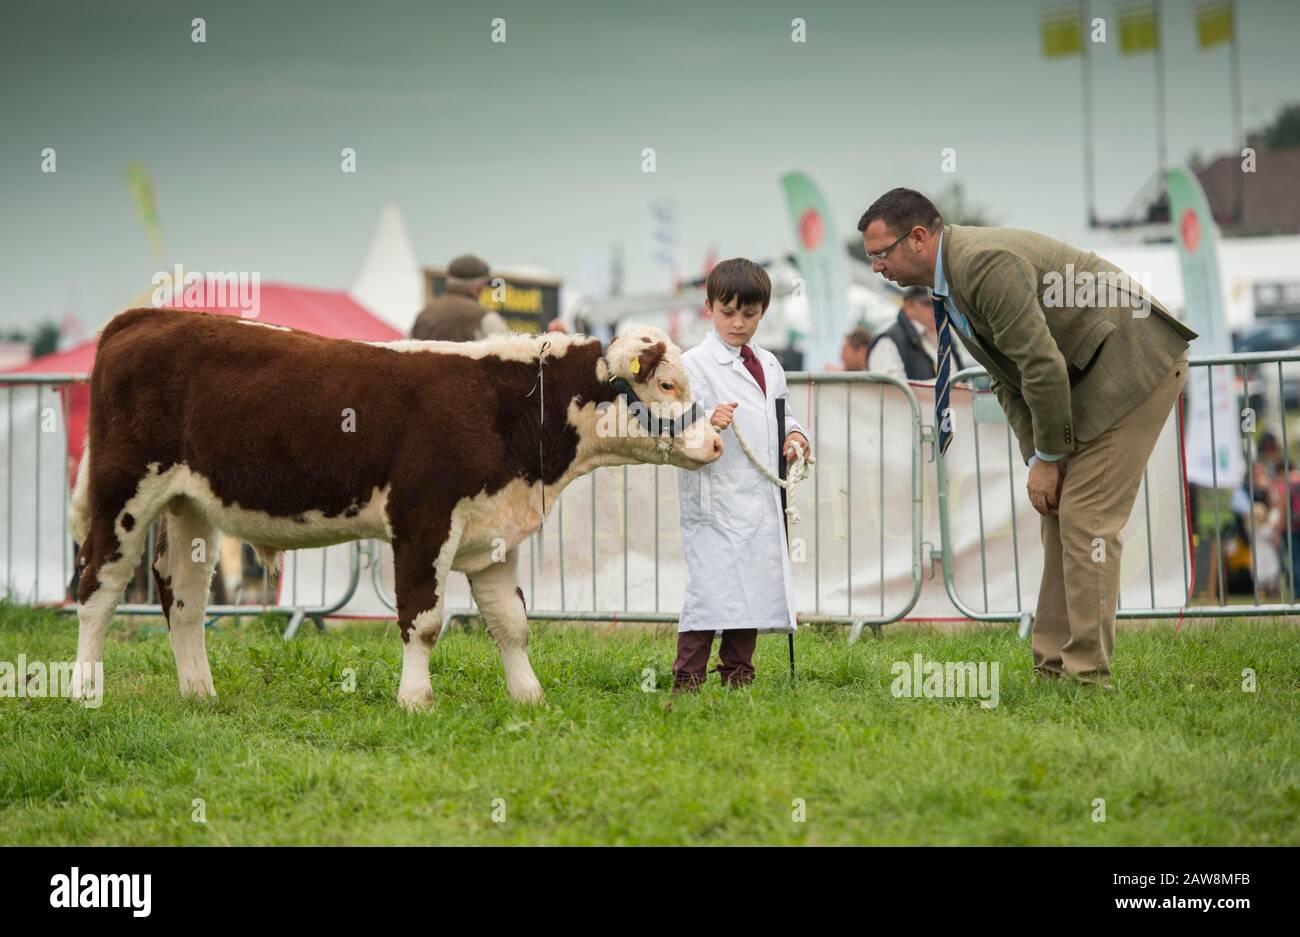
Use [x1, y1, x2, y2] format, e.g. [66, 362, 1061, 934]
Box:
[1, 604, 1297, 845]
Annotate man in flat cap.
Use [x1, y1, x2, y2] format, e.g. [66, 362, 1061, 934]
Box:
[410, 254, 509, 342]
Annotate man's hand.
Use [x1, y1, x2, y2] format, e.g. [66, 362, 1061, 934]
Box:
[783, 431, 811, 462]
[711, 401, 739, 431]
[1027, 458, 1064, 516]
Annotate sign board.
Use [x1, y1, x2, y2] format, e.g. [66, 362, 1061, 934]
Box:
[424, 268, 560, 333]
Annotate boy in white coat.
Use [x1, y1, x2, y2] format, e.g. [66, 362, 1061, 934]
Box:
[673, 259, 811, 691]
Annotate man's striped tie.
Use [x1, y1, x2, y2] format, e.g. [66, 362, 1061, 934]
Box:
[932, 293, 954, 457]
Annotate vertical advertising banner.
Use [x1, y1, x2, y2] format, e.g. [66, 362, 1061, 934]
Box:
[781, 172, 849, 371]
[1166, 166, 1241, 489]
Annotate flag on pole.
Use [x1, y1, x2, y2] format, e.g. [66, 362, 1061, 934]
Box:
[780, 171, 849, 371]
[1117, 0, 1159, 54]
[1195, 0, 1234, 48]
[1040, 3, 1083, 58]
[1167, 166, 1239, 490]
[124, 162, 166, 264]
[648, 199, 679, 291]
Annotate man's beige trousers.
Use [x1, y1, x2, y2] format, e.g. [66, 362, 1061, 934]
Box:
[1033, 353, 1189, 682]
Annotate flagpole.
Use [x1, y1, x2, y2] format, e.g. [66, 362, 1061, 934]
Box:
[1229, 0, 1244, 223]
[1154, 0, 1167, 170]
[1081, 0, 1097, 226]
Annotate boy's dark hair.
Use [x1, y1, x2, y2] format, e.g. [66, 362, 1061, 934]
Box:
[706, 258, 771, 311]
[857, 188, 943, 236]
[843, 326, 873, 351]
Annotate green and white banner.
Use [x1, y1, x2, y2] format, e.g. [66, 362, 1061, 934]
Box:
[1166, 165, 1240, 490]
[781, 172, 849, 371]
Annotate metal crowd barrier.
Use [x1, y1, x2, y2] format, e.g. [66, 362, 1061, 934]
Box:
[372, 372, 925, 636]
[0, 374, 362, 638]
[934, 349, 1300, 625]
[18, 352, 1289, 637]
[0, 374, 73, 608]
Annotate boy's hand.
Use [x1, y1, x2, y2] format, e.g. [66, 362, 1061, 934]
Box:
[783, 431, 810, 462]
[712, 402, 739, 430]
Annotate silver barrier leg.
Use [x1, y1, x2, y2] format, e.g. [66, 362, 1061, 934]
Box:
[283, 608, 307, 640]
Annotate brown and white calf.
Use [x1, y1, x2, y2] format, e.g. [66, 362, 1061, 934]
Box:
[68, 308, 721, 710]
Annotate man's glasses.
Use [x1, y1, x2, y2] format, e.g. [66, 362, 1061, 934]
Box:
[864, 228, 913, 264]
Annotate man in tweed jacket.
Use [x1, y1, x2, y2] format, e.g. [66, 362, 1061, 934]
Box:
[859, 188, 1197, 685]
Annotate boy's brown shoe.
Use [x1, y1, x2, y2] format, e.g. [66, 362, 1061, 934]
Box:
[671, 672, 707, 693]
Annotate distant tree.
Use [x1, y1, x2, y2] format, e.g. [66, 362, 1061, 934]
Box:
[31, 321, 59, 359]
[932, 182, 998, 227]
[1262, 103, 1300, 149]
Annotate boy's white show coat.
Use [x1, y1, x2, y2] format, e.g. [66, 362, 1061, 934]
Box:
[676, 328, 804, 634]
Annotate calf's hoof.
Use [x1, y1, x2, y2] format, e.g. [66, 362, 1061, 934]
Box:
[179, 679, 217, 700]
[508, 677, 544, 705]
[67, 662, 100, 704]
[398, 686, 435, 712]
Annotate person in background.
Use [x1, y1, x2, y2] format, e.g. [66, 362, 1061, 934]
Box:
[1258, 432, 1282, 472]
[1263, 436, 1300, 599]
[868, 285, 964, 382]
[1251, 434, 1282, 591]
[1248, 460, 1281, 596]
[1229, 447, 1281, 596]
[840, 326, 872, 371]
[410, 254, 509, 341]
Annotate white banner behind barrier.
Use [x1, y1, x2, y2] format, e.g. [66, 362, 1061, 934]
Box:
[0, 384, 75, 605]
[937, 382, 1191, 618]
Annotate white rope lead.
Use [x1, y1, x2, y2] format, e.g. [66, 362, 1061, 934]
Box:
[728, 422, 815, 525]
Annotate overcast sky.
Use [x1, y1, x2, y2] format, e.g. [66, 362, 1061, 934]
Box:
[2, 0, 1298, 332]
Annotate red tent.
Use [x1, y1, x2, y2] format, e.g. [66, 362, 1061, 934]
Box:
[4, 341, 96, 375]
[4, 283, 404, 479]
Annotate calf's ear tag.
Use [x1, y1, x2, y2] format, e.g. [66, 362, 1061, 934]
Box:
[629, 357, 640, 375]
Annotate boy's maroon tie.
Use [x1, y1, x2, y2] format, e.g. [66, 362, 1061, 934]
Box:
[740, 344, 767, 397]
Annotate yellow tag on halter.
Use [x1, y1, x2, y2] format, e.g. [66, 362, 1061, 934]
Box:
[629, 357, 640, 375]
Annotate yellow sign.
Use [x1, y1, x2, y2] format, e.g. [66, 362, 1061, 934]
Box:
[424, 267, 560, 334]
[1196, 0, 1233, 48]
[478, 282, 543, 314]
[1118, 1, 1159, 54]
[1041, 5, 1083, 58]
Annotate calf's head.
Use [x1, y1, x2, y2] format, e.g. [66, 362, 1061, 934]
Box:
[598, 325, 722, 468]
